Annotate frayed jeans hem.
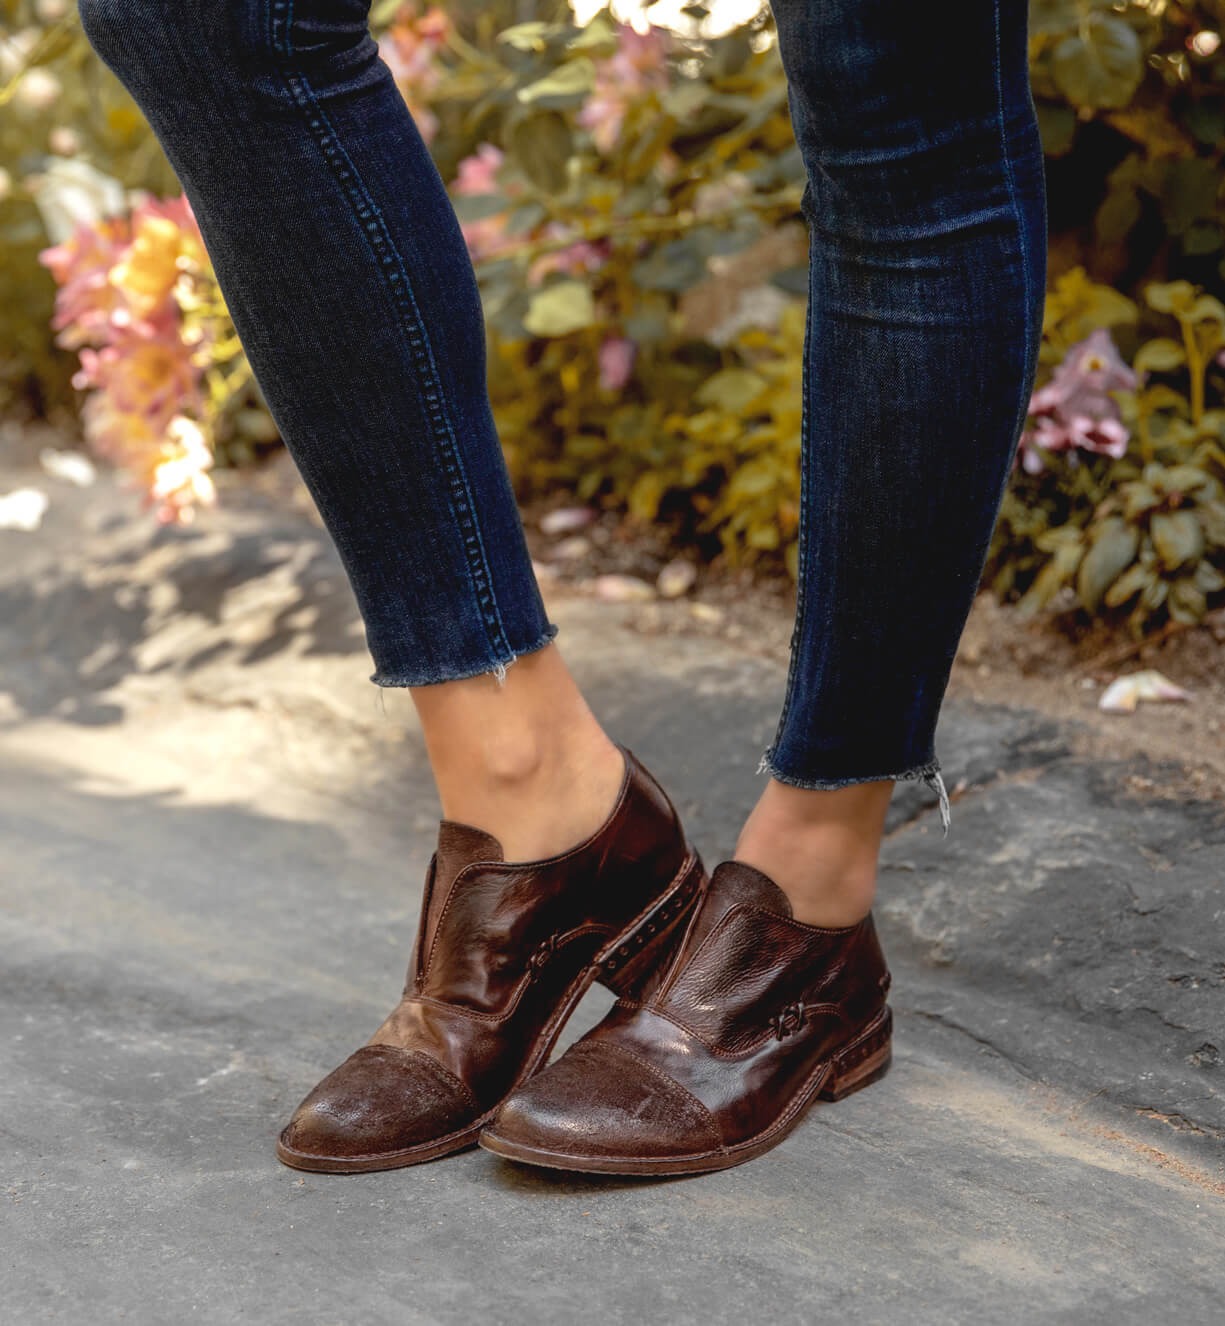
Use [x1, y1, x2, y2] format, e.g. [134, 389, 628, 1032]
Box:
[369, 622, 559, 690]
[756, 751, 951, 836]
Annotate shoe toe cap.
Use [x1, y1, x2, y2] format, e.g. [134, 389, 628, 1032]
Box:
[487, 1040, 722, 1163]
[278, 1044, 480, 1165]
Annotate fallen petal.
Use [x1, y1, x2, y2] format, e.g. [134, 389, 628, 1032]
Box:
[657, 558, 697, 598]
[550, 535, 591, 561]
[540, 506, 596, 536]
[39, 447, 97, 487]
[1098, 669, 1192, 714]
[593, 573, 655, 602]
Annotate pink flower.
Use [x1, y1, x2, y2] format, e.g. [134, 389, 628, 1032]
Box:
[455, 144, 505, 196]
[379, 3, 450, 143]
[578, 24, 670, 153]
[1017, 328, 1136, 473]
[1028, 327, 1136, 419]
[39, 217, 131, 349]
[72, 331, 200, 430]
[598, 337, 637, 392]
[527, 221, 610, 285]
[453, 145, 521, 261]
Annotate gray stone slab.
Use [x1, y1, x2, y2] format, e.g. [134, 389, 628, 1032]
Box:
[2, 472, 1223, 1323]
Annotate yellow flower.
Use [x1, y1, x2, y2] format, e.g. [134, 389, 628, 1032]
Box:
[109, 213, 206, 318]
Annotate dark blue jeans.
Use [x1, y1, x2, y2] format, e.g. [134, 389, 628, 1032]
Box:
[77, 0, 1046, 828]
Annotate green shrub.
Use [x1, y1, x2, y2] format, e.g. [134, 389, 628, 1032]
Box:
[6, 0, 1225, 630]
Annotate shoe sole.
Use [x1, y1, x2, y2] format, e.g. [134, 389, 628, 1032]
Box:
[274, 847, 708, 1174]
[478, 1005, 893, 1177]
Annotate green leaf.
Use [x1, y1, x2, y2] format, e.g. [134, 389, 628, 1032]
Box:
[1094, 183, 1141, 245]
[1191, 295, 1225, 327]
[1150, 510, 1204, 570]
[1198, 500, 1225, 547]
[662, 82, 708, 121]
[1133, 338, 1187, 375]
[508, 111, 573, 195]
[1037, 102, 1077, 158]
[631, 240, 707, 293]
[370, 0, 405, 27]
[1168, 577, 1207, 624]
[522, 281, 596, 337]
[1031, 0, 1079, 36]
[696, 369, 767, 413]
[1076, 516, 1139, 611]
[517, 58, 596, 107]
[1194, 559, 1225, 594]
[1052, 15, 1143, 110]
[1162, 465, 1214, 496]
[1163, 159, 1223, 238]
[499, 22, 564, 52]
[566, 15, 618, 57]
[1182, 221, 1223, 258]
[1145, 280, 1197, 315]
[1017, 537, 1084, 618]
[1103, 559, 1152, 609]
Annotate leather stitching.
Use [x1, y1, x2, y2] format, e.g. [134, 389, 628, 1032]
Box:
[400, 1048, 482, 1115]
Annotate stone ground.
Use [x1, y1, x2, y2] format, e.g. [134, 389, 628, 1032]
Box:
[2, 462, 1223, 1325]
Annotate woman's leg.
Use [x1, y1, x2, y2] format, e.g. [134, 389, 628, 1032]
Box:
[75, 0, 625, 856]
[738, 0, 1047, 923]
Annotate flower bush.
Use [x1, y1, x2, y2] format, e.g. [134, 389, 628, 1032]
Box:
[986, 272, 1225, 632]
[37, 194, 245, 520]
[4, 0, 1225, 632]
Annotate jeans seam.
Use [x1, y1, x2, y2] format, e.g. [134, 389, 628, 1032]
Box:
[266, 0, 514, 666]
[992, 0, 1037, 462]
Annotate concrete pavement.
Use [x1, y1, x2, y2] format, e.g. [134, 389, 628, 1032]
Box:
[2, 470, 1222, 1324]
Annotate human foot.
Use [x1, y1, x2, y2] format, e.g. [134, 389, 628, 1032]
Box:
[276, 746, 707, 1173]
[480, 858, 891, 1176]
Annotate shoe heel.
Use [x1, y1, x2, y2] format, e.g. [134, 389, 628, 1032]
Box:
[818, 1006, 892, 1102]
[596, 848, 706, 999]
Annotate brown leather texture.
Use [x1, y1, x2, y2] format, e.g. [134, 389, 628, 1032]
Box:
[276, 745, 706, 1172]
[480, 859, 892, 1176]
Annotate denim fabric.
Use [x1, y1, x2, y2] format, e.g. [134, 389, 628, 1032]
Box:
[78, 0, 558, 687]
[760, 0, 1046, 818]
[77, 0, 1045, 817]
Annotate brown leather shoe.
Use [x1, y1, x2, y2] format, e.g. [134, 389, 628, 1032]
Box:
[276, 746, 706, 1173]
[479, 859, 892, 1176]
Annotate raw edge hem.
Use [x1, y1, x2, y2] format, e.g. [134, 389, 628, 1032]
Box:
[369, 622, 560, 690]
[756, 752, 951, 837]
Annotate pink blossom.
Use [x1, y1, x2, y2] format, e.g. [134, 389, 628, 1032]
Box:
[598, 337, 637, 392]
[1017, 329, 1136, 474]
[527, 221, 610, 285]
[455, 144, 505, 196]
[1028, 327, 1136, 419]
[453, 145, 519, 261]
[578, 24, 670, 153]
[379, 3, 450, 142]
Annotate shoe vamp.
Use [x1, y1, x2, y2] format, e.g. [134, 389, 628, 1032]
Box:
[588, 1003, 852, 1147]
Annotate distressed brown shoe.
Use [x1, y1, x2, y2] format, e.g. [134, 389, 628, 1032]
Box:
[276, 745, 706, 1173]
[479, 858, 891, 1176]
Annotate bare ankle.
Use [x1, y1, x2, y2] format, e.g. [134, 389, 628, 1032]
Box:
[734, 777, 893, 927]
[409, 646, 628, 860]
